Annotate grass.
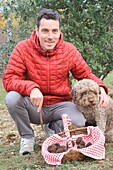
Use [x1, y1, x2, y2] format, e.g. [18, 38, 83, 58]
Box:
[0, 72, 113, 170]
[0, 143, 113, 170]
[0, 80, 7, 105]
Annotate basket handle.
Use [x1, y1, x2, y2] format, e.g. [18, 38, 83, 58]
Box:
[62, 114, 73, 148]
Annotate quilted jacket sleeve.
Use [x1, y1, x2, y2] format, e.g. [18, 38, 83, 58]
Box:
[71, 48, 108, 94]
[2, 42, 39, 96]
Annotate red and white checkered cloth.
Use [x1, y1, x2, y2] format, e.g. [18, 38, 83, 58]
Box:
[41, 114, 105, 165]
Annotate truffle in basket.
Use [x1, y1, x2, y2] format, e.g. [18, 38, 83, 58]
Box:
[76, 137, 92, 149]
[48, 143, 68, 153]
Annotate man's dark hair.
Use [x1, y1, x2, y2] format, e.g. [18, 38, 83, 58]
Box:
[37, 8, 61, 28]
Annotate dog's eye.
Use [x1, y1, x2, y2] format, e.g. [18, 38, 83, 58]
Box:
[90, 90, 98, 95]
[93, 91, 98, 95]
[81, 92, 86, 97]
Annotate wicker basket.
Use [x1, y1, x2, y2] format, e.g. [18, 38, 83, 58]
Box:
[41, 114, 105, 165]
[58, 124, 87, 137]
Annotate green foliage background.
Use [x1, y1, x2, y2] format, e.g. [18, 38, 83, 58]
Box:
[0, 0, 113, 79]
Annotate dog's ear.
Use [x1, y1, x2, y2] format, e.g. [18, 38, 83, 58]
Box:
[70, 88, 77, 101]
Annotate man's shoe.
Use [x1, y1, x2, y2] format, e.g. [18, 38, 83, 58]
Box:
[19, 137, 35, 155]
[43, 124, 55, 137]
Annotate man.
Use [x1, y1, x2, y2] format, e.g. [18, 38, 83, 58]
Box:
[3, 8, 109, 155]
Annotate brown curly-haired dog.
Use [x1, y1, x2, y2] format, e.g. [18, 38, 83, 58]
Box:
[70, 79, 113, 143]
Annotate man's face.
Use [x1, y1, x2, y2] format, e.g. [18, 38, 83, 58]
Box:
[36, 18, 61, 51]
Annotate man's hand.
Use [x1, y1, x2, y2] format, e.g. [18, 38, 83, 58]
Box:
[30, 88, 43, 112]
[99, 87, 109, 107]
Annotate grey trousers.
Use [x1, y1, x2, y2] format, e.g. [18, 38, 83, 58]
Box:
[5, 91, 86, 139]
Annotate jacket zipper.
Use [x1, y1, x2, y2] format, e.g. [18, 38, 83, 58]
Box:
[46, 52, 50, 105]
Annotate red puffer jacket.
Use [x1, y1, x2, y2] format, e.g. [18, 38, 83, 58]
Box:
[3, 30, 108, 105]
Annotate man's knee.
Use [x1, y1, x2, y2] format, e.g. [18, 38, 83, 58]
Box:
[5, 91, 22, 108]
[72, 117, 86, 127]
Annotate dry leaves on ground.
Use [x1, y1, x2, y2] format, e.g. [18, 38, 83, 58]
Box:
[0, 104, 46, 147]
